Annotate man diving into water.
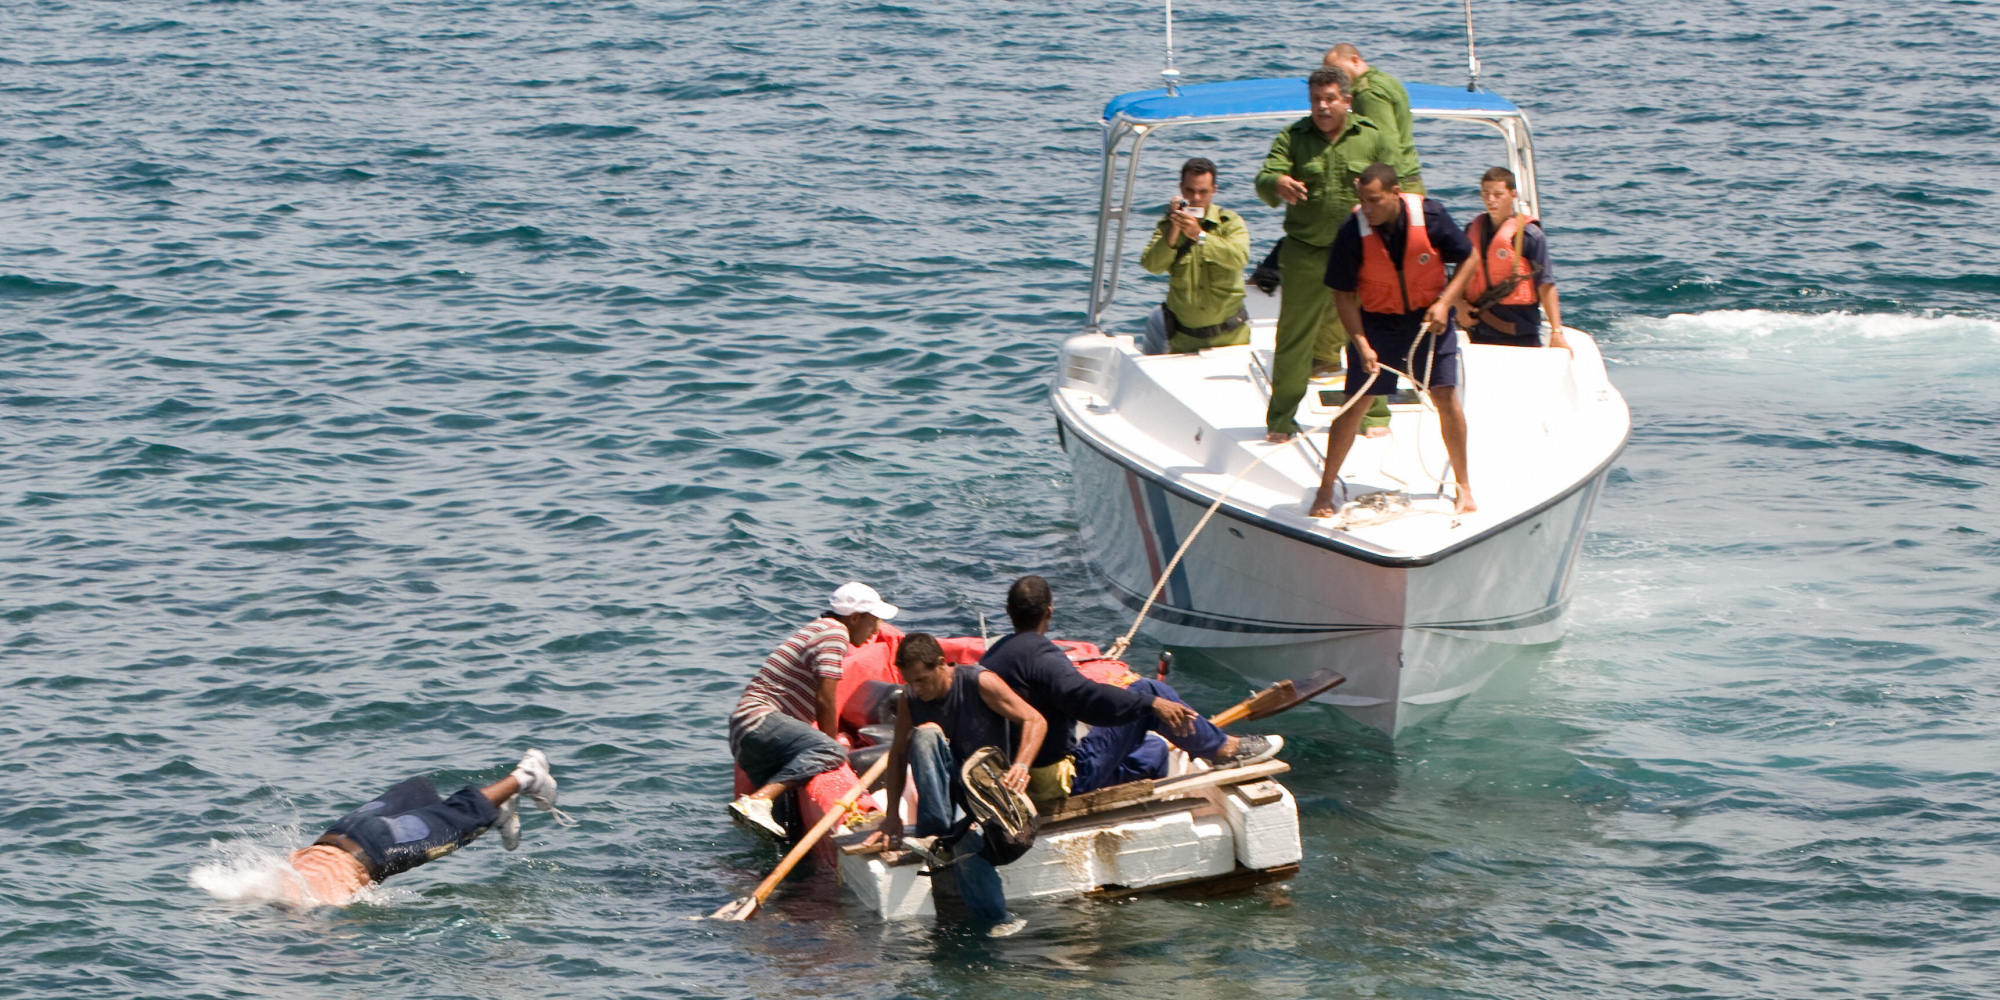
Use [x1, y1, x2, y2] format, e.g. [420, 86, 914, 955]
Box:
[237, 749, 570, 906]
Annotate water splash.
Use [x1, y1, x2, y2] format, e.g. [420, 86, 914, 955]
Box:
[187, 826, 397, 909]
[188, 834, 313, 908]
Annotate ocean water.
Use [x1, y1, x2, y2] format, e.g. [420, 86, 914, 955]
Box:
[4, 2, 1998, 998]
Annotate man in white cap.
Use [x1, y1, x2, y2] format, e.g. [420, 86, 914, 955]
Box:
[727, 581, 898, 837]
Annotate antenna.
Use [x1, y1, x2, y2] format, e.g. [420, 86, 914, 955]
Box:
[1462, 0, 1482, 92]
[1161, 0, 1181, 95]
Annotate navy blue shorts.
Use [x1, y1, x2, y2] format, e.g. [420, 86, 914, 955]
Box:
[322, 776, 499, 881]
[1347, 325, 1460, 395]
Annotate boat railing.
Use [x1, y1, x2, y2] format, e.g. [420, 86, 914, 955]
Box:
[1085, 79, 1539, 333]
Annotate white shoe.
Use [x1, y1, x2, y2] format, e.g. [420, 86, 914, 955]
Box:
[509, 749, 577, 828]
[512, 749, 557, 810]
[729, 795, 786, 839]
[988, 915, 1027, 938]
[496, 795, 521, 851]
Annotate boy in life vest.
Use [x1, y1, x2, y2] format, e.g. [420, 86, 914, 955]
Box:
[1309, 162, 1478, 517]
[870, 632, 1047, 936]
[1438, 166, 1567, 352]
[255, 750, 569, 907]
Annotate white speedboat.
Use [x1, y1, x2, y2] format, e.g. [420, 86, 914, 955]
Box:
[1052, 78, 1631, 734]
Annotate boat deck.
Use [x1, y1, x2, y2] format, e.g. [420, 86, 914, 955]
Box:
[1055, 317, 1630, 561]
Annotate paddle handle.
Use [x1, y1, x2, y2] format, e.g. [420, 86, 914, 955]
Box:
[746, 753, 893, 907]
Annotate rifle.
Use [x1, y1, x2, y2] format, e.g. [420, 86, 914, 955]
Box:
[1461, 217, 1538, 336]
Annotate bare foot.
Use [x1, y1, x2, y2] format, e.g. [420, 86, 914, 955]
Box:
[1453, 488, 1478, 515]
[1364, 425, 1389, 438]
[1265, 431, 1294, 444]
[1307, 490, 1337, 518]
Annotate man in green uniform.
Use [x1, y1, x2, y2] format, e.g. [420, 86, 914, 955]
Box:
[1139, 157, 1250, 354]
[1254, 67, 1400, 442]
[1324, 44, 1424, 193]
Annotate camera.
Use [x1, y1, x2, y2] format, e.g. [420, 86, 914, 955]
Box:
[1172, 198, 1202, 219]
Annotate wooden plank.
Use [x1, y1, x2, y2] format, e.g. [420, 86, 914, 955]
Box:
[1231, 779, 1284, 806]
[1043, 760, 1290, 823]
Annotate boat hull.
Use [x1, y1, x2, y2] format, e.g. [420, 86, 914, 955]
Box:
[1061, 415, 1610, 734]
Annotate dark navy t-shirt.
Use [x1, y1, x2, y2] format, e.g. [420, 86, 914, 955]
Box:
[1324, 197, 1472, 339]
[906, 663, 1010, 766]
[1463, 213, 1559, 343]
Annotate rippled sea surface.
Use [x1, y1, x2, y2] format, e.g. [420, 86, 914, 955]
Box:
[5, 2, 1998, 997]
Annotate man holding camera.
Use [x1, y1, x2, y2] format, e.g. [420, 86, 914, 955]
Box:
[1138, 157, 1250, 355]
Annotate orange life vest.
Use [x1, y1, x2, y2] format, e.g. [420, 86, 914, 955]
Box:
[1356, 193, 1446, 314]
[1465, 212, 1539, 307]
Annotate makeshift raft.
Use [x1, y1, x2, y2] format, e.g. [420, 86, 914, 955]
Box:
[732, 624, 1303, 919]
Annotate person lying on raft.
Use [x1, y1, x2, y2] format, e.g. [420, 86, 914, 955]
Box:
[867, 632, 1047, 935]
[282, 749, 568, 906]
[982, 575, 1284, 801]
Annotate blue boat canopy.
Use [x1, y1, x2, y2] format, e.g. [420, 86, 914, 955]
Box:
[1102, 77, 1521, 126]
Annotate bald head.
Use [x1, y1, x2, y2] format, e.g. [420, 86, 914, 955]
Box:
[1323, 43, 1366, 80]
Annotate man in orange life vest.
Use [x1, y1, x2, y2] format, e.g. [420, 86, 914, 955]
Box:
[1308, 162, 1478, 518]
[1437, 166, 1566, 352]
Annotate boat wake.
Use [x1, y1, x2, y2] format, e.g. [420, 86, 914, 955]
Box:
[1618, 309, 2000, 350]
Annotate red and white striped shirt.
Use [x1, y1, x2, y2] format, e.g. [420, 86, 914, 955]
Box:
[729, 617, 849, 740]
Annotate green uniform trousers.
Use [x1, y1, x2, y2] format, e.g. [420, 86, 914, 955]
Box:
[1266, 239, 1390, 435]
[1313, 292, 1393, 432]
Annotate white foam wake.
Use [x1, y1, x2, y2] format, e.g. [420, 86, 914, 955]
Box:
[1615, 309, 2000, 348]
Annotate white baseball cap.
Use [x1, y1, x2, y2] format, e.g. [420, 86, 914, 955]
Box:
[829, 581, 898, 620]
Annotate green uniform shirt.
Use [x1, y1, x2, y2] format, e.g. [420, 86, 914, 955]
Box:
[1350, 68, 1424, 192]
[1254, 115, 1400, 248]
[1139, 203, 1249, 329]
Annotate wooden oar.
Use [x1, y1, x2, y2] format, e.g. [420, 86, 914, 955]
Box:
[708, 752, 893, 921]
[1208, 668, 1347, 728]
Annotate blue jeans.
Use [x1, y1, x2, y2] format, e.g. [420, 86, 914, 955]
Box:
[907, 726, 1009, 925]
[731, 711, 848, 790]
[1070, 678, 1228, 794]
[323, 776, 499, 881]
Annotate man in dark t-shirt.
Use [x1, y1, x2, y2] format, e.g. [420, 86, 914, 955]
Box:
[872, 632, 1045, 935]
[981, 576, 1282, 801]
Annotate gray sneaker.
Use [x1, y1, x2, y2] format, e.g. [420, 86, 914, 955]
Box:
[1211, 734, 1284, 768]
[496, 795, 522, 851]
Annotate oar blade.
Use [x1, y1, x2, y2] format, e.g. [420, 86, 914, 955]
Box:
[1241, 669, 1346, 722]
[707, 895, 760, 921]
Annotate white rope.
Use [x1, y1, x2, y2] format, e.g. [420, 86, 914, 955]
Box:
[1104, 367, 1380, 661]
[1103, 319, 1478, 659]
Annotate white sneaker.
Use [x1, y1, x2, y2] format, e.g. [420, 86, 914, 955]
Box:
[729, 795, 786, 839]
[509, 749, 577, 828]
[988, 915, 1028, 938]
[496, 795, 521, 851]
[512, 749, 557, 811]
